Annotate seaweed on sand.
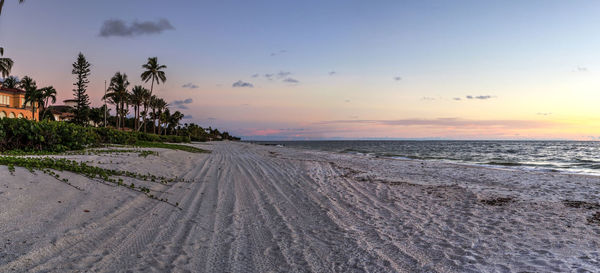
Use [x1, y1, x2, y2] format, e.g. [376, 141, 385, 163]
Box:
[479, 197, 513, 206]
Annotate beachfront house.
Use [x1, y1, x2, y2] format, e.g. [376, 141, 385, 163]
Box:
[47, 99, 77, 122]
[0, 86, 38, 120]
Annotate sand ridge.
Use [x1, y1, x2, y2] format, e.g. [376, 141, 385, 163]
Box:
[1, 142, 599, 272]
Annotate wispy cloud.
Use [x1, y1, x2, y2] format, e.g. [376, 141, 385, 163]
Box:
[259, 71, 300, 84]
[536, 112, 552, 116]
[453, 97, 462, 101]
[99, 18, 174, 37]
[466, 95, 494, 100]
[575, 66, 588, 72]
[277, 71, 291, 78]
[394, 76, 402, 81]
[183, 115, 193, 119]
[283, 77, 299, 84]
[317, 118, 552, 129]
[172, 98, 193, 109]
[251, 74, 260, 78]
[329, 71, 336, 76]
[182, 83, 199, 89]
[270, 50, 287, 56]
[421, 97, 435, 101]
[232, 80, 254, 88]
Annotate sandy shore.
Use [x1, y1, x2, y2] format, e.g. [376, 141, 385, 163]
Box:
[1, 141, 599, 272]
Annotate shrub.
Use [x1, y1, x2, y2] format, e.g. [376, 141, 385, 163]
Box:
[0, 119, 190, 153]
[0, 119, 98, 152]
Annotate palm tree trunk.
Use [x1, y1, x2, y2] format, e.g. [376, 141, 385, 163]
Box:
[134, 105, 138, 130]
[121, 101, 125, 130]
[142, 106, 147, 132]
[141, 104, 147, 132]
[157, 115, 161, 135]
[152, 110, 156, 134]
[116, 104, 119, 129]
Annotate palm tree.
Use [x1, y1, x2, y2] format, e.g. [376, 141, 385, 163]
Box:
[140, 57, 166, 98]
[130, 85, 148, 131]
[1, 0, 25, 75]
[139, 87, 151, 132]
[155, 98, 167, 135]
[19, 75, 36, 92]
[39, 86, 56, 119]
[0, 48, 13, 78]
[161, 108, 171, 135]
[0, 0, 24, 16]
[1, 75, 18, 88]
[168, 110, 184, 135]
[104, 72, 130, 129]
[149, 95, 158, 133]
[20, 76, 42, 121]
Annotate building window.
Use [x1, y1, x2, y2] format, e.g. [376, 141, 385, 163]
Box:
[0, 95, 9, 105]
[8, 112, 15, 118]
[17, 113, 24, 119]
[0, 111, 5, 119]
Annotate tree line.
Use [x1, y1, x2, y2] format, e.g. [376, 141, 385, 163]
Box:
[0, 51, 239, 141]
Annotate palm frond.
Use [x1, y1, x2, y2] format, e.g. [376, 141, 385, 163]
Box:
[0, 0, 25, 16]
[0, 57, 14, 78]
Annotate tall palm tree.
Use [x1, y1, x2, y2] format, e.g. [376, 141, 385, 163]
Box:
[20, 76, 42, 121]
[0, 0, 24, 16]
[130, 85, 147, 131]
[1, 75, 18, 88]
[104, 72, 130, 129]
[139, 87, 151, 132]
[19, 75, 35, 90]
[0, 48, 13, 78]
[1, 1, 25, 76]
[149, 95, 158, 133]
[140, 57, 166, 98]
[39, 86, 56, 119]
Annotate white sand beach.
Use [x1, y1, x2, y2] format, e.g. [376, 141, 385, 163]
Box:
[1, 141, 599, 272]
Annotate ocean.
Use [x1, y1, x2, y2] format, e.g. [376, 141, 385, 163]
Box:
[250, 140, 600, 175]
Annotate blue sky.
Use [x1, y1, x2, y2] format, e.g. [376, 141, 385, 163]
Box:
[2, 0, 600, 139]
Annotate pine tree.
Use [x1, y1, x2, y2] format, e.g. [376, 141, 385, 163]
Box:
[72, 52, 91, 125]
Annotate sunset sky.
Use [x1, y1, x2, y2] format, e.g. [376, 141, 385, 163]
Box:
[2, 0, 600, 140]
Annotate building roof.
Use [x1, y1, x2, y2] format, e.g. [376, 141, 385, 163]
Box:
[0, 87, 26, 94]
[48, 105, 73, 114]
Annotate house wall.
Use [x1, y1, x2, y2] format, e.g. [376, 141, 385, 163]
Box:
[0, 91, 38, 120]
[0, 107, 37, 120]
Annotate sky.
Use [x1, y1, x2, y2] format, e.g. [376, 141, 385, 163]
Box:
[1, 0, 600, 140]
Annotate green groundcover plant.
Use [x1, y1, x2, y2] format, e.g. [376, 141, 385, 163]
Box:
[0, 156, 185, 208]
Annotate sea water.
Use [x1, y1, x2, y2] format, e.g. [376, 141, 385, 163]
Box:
[251, 140, 600, 175]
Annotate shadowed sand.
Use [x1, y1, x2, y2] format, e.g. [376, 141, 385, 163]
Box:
[1, 142, 599, 272]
